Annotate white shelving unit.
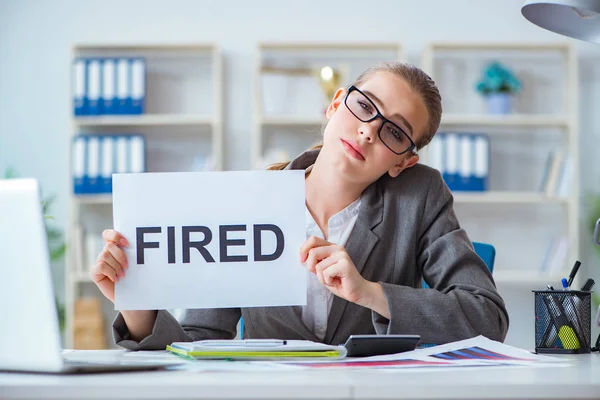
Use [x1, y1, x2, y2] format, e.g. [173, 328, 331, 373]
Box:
[65, 43, 223, 348]
[252, 42, 403, 170]
[420, 42, 579, 285]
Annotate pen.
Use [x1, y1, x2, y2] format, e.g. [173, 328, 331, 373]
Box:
[547, 284, 555, 291]
[580, 278, 595, 291]
[566, 260, 581, 288]
[561, 278, 569, 291]
[201, 339, 287, 347]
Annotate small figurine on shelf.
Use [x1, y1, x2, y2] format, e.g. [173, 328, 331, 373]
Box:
[317, 66, 342, 114]
[475, 61, 522, 115]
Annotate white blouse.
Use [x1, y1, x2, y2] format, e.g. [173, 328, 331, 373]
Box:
[301, 196, 361, 340]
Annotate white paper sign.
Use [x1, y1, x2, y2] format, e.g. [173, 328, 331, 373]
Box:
[112, 171, 306, 310]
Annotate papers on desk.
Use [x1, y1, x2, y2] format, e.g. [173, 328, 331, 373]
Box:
[166, 339, 347, 360]
[268, 336, 569, 370]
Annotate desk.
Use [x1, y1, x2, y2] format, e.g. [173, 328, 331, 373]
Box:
[1, 351, 599, 400]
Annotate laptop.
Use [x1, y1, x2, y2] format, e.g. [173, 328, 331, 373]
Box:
[0, 178, 180, 373]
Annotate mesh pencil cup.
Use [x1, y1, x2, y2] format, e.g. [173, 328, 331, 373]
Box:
[533, 290, 592, 354]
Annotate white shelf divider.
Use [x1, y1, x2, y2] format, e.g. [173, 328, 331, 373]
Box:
[441, 114, 569, 128]
[259, 116, 326, 126]
[452, 191, 568, 204]
[73, 114, 214, 127]
[72, 195, 113, 205]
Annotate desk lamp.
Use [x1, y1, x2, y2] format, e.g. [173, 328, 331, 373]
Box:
[522, 0, 600, 44]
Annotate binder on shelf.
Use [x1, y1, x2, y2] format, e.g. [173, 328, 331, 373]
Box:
[473, 134, 489, 192]
[130, 58, 146, 115]
[443, 133, 459, 191]
[86, 59, 102, 116]
[458, 134, 473, 191]
[129, 135, 146, 173]
[100, 58, 117, 115]
[115, 135, 129, 174]
[72, 58, 87, 116]
[116, 58, 130, 115]
[72, 133, 146, 196]
[72, 136, 86, 194]
[555, 156, 572, 198]
[72, 56, 147, 115]
[86, 136, 101, 193]
[426, 134, 444, 174]
[542, 151, 565, 196]
[435, 132, 489, 192]
[100, 135, 115, 194]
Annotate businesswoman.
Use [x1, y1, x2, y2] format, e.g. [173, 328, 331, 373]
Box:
[93, 62, 509, 349]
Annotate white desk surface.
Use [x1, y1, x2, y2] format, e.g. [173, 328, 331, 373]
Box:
[1, 351, 599, 400]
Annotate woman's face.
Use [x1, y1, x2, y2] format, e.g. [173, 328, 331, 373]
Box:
[321, 71, 429, 185]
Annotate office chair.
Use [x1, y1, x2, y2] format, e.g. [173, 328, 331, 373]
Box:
[421, 241, 495, 289]
[239, 242, 496, 338]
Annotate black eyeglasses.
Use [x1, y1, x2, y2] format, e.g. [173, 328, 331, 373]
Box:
[344, 85, 417, 155]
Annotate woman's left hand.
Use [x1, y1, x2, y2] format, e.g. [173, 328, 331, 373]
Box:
[299, 236, 375, 306]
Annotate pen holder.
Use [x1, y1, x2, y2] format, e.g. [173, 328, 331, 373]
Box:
[533, 290, 592, 354]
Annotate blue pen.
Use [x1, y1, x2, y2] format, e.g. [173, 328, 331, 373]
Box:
[561, 277, 569, 290]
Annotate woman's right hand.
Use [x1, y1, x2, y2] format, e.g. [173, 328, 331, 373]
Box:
[91, 229, 129, 303]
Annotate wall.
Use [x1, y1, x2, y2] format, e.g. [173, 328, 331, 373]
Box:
[1, 0, 599, 349]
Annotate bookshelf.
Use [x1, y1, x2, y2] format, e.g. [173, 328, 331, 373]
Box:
[420, 42, 579, 285]
[252, 42, 403, 170]
[65, 43, 223, 349]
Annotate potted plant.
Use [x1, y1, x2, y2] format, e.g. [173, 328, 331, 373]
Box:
[476, 61, 522, 115]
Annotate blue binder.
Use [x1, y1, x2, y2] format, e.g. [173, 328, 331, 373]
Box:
[129, 134, 146, 173]
[72, 58, 87, 116]
[472, 134, 489, 191]
[116, 58, 130, 114]
[115, 135, 130, 174]
[86, 59, 102, 116]
[442, 133, 460, 191]
[85, 135, 101, 193]
[101, 58, 118, 115]
[457, 134, 473, 191]
[130, 58, 146, 114]
[100, 135, 115, 193]
[72, 135, 86, 194]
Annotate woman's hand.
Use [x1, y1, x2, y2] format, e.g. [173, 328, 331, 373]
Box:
[299, 236, 378, 306]
[91, 229, 129, 303]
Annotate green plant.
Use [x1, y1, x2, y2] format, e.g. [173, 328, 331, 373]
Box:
[586, 192, 600, 307]
[3, 168, 67, 331]
[476, 61, 522, 96]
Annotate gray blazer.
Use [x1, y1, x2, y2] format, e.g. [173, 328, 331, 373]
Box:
[114, 149, 509, 350]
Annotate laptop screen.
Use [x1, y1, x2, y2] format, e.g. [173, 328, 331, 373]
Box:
[0, 178, 64, 372]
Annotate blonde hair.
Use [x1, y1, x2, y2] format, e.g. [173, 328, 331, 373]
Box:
[267, 62, 442, 171]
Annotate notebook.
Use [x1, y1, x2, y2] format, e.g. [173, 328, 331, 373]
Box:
[166, 339, 347, 360]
